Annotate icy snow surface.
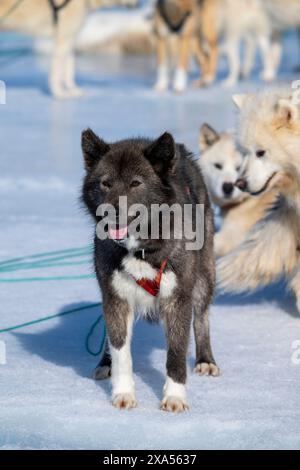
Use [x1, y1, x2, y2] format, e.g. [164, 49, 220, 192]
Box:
[0, 28, 300, 450]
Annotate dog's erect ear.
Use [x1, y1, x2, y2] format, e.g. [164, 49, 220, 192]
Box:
[199, 124, 219, 151]
[276, 99, 299, 124]
[232, 94, 248, 110]
[144, 132, 176, 175]
[81, 128, 110, 171]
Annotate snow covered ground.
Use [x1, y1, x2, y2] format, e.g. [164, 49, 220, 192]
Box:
[0, 28, 300, 450]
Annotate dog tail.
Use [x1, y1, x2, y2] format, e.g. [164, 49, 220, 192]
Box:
[217, 199, 299, 293]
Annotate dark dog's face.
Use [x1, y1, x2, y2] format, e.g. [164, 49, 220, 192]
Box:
[81, 129, 177, 247]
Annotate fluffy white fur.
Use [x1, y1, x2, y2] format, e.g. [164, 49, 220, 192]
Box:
[112, 255, 178, 318]
[161, 377, 189, 412]
[199, 124, 276, 256]
[217, 89, 300, 311]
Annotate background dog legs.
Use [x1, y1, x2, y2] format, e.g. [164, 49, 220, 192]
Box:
[154, 36, 170, 91]
[50, 4, 85, 99]
[173, 17, 196, 93]
[173, 37, 189, 92]
[258, 35, 277, 82]
[223, 37, 241, 87]
[270, 30, 283, 77]
[63, 51, 84, 97]
[242, 35, 256, 79]
[50, 33, 79, 98]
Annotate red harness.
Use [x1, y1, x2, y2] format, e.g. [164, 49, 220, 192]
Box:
[133, 259, 168, 297]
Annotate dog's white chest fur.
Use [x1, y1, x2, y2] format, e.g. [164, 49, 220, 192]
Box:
[111, 255, 177, 317]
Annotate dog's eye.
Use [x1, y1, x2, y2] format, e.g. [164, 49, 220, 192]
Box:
[130, 180, 141, 188]
[256, 150, 266, 158]
[236, 166, 241, 172]
[214, 163, 223, 170]
[101, 180, 112, 189]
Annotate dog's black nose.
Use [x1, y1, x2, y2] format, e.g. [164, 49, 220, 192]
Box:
[222, 182, 234, 196]
[235, 178, 248, 191]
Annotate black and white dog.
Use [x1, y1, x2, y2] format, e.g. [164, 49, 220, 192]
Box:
[81, 129, 219, 412]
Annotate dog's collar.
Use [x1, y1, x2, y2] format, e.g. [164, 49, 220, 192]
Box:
[131, 259, 169, 297]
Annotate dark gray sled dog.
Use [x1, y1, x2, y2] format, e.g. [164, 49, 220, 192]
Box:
[81, 129, 219, 412]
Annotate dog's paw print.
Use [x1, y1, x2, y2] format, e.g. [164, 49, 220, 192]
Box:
[112, 393, 137, 410]
[160, 396, 190, 413]
[194, 362, 220, 377]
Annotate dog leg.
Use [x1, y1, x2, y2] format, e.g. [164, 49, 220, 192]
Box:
[160, 293, 192, 412]
[50, 9, 84, 99]
[63, 52, 84, 97]
[204, 39, 218, 87]
[270, 31, 282, 78]
[193, 306, 220, 377]
[258, 36, 276, 83]
[192, 37, 210, 87]
[103, 294, 136, 409]
[173, 36, 191, 93]
[242, 35, 256, 80]
[173, 17, 195, 93]
[223, 37, 240, 88]
[154, 37, 169, 92]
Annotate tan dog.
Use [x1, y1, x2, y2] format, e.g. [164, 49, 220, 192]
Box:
[153, 0, 274, 92]
[199, 124, 277, 257]
[217, 90, 300, 311]
[196, 0, 275, 88]
[0, 0, 136, 98]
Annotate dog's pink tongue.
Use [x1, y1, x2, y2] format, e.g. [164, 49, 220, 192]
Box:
[109, 226, 128, 240]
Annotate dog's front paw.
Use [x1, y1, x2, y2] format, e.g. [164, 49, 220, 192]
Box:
[112, 393, 137, 410]
[160, 396, 189, 413]
[222, 77, 237, 88]
[173, 69, 187, 93]
[66, 86, 85, 98]
[194, 362, 220, 377]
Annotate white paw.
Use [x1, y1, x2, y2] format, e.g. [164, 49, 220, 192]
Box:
[194, 362, 220, 377]
[160, 396, 190, 413]
[52, 87, 84, 100]
[154, 80, 168, 92]
[173, 69, 187, 93]
[154, 67, 169, 92]
[66, 86, 85, 98]
[260, 70, 275, 83]
[112, 393, 137, 410]
[222, 77, 237, 88]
